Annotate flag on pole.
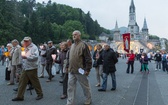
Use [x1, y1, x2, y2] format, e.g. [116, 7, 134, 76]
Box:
[123, 33, 130, 53]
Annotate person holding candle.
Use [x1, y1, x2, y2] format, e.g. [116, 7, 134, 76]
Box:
[55, 42, 68, 99]
[12, 36, 43, 101]
[7, 39, 22, 85]
[5, 43, 13, 80]
[45, 41, 57, 82]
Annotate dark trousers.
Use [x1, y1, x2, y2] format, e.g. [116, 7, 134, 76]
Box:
[63, 73, 68, 95]
[127, 61, 134, 73]
[1, 55, 5, 65]
[5, 67, 11, 80]
[46, 63, 53, 80]
[162, 61, 167, 71]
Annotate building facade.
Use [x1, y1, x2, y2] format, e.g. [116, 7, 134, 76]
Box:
[113, 0, 149, 41]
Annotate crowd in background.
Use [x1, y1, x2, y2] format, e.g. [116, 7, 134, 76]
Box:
[0, 30, 168, 105]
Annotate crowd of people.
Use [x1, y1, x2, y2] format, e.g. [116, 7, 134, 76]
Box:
[0, 30, 168, 105]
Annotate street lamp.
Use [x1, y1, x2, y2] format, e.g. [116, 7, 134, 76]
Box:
[140, 47, 144, 53]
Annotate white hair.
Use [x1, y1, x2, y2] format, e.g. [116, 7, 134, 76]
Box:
[73, 30, 81, 35]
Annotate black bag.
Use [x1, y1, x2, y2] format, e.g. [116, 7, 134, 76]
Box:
[93, 60, 98, 67]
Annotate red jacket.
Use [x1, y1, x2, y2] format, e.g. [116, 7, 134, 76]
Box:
[128, 54, 135, 61]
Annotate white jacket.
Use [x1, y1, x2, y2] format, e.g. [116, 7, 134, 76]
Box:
[23, 43, 39, 70]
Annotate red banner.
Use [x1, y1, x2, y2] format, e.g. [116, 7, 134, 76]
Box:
[123, 33, 130, 53]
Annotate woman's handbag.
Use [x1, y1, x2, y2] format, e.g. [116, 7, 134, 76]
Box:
[93, 60, 98, 67]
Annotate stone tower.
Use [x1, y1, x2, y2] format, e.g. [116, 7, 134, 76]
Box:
[141, 18, 149, 40]
[128, 0, 139, 40]
[113, 21, 121, 41]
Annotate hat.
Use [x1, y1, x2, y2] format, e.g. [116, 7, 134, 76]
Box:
[48, 41, 53, 44]
[7, 43, 13, 47]
[23, 37, 32, 41]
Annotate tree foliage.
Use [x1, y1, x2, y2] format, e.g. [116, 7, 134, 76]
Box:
[0, 0, 109, 45]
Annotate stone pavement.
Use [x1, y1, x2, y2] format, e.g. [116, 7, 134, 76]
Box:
[0, 58, 168, 105]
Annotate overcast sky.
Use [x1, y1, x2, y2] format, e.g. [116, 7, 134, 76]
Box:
[36, 0, 168, 38]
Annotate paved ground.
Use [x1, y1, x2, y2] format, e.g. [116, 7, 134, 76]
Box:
[0, 58, 168, 105]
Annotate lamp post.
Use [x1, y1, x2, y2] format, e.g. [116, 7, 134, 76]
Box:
[140, 47, 144, 53]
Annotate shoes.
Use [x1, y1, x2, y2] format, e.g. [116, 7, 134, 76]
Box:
[13, 88, 18, 91]
[12, 97, 24, 101]
[46, 79, 51, 82]
[111, 88, 116, 91]
[36, 95, 43, 100]
[39, 75, 44, 78]
[84, 100, 92, 105]
[52, 75, 54, 78]
[7, 83, 14, 85]
[56, 71, 60, 74]
[59, 81, 63, 83]
[98, 89, 106, 92]
[95, 83, 100, 87]
[60, 95, 67, 99]
[155, 69, 158, 71]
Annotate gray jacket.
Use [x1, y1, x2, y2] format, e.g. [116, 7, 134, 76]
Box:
[11, 45, 22, 66]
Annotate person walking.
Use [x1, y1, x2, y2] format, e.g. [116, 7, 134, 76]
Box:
[162, 51, 167, 72]
[66, 30, 92, 105]
[98, 44, 118, 92]
[45, 41, 57, 82]
[12, 37, 43, 101]
[7, 39, 22, 85]
[93, 44, 103, 87]
[140, 53, 149, 74]
[55, 42, 68, 99]
[39, 44, 47, 78]
[126, 50, 135, 74]
[5, 43, 13, 80]
[0, 45, 7, 65]
[154, 50, 162, 71]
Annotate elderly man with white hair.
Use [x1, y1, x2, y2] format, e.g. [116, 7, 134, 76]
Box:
[7, 39, 22, 85]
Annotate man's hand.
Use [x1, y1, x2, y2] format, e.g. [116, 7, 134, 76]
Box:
[85, 71, 90, 76]
[22, 56, 27, 59]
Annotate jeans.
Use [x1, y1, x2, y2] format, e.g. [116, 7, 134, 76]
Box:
[162, 61, 167, 71]
[127, 61, 134, 73]
[155, 61, 161, 69]
[102, 73, 116, 90]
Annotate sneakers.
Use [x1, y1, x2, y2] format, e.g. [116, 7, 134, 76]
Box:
[7, 83, 14, 85]
[95, 83, 100, 87]
[39, 75, 44, 78]
[12, 97, 24, 101]
[84, 100, 92, 105]
[60, 95, 67, 99]
[36, 95, 43, 100]
[155, 68, 158, 71]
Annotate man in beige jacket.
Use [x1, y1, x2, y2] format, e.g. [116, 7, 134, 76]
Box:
[8, 39, 22, 85]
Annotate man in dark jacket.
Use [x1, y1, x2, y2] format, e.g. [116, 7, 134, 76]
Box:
[154, 50, 162, 71]
[98, 44, 118, 92]
[45, 41, 57, 82]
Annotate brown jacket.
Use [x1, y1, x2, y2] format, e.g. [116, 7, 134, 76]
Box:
[68, 40, 92, 73]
